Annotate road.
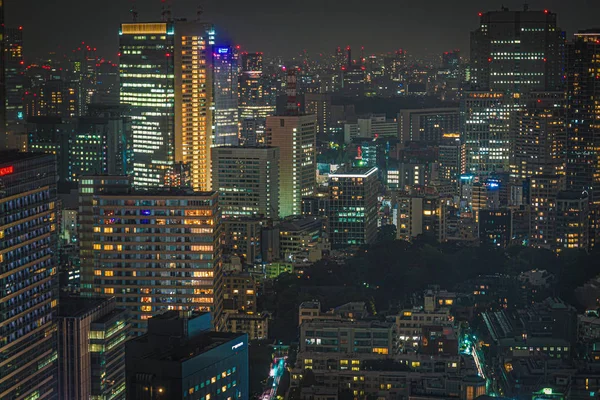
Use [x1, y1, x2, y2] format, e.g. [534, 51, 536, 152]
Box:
[260, 357, 286, 400]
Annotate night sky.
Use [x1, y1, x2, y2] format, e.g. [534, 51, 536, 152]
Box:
[6, 0, 600, 61]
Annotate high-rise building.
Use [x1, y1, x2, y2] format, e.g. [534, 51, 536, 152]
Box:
[221, 217, 268, 265]
[266, 112, 317, 218]
[565, 31, 600, 201]
[555, 191, 589, 252]
[92, 60, 120, 105]
[304, 93, 332, 137]
[529, 174, 565, 249]
[24, 79, 80, 118]
[213, 45, 239, 146]
[57, 296, 128, 400]
[328, 167, 378, 247]
[119, 20, 215, 190]
[565, 30, 600, 248]
[238, 52, 273, 147]
[479, 209, 512, 248]
[212, 146, 279, 219]
[4, 26, 26, 139]
[509, 93, 566, 183]
[344, 114, 398, 143]
[0, 1, 6, 149]
[396, 194, 447, 243]
[398, 108, 461, 144]
[0, 152, 59, 399]
[78, 176, 222, 334]
[438, 135, 463, 187]
[470, 8, 565, 93]
[125, 311, 249, 400]
[461, 91, 510, 175]
[27, 106, 132, 184]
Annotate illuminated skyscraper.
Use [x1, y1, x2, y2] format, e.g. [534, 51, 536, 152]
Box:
[0, 152, 59, 399]
[4, 26, 26, 138]
[212, 146, 280, 219]
[565, 30, 600, 202]
[565, 30, 600, 249]
[0, 0, 5, 149]
[328, 167, 378, 247]
[119, 20, 215, 190]
[460, 91, 510, 175]
[79, 176, 222, 334]
[238, 52, 274, 146]
[266, 113, 317, 217]
[470, 8, 565, 93]
[265, 71, 317, 218]
[509, 93, 566, 183]
[213, 45, 239, 146]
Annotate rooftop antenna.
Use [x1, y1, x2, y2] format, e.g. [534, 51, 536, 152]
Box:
[130, 1, 138, 22]
[197, 3, 204, 20]
[161, 0, 172, 22]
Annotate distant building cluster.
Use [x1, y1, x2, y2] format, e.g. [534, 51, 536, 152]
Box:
[1, 2, 600, 399]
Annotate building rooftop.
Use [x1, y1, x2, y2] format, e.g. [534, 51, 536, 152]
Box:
[57, 296, 113, 319]
[132, 330, 246, 363]
[330, 166, 378, 178]
[0, 151, 54, 165]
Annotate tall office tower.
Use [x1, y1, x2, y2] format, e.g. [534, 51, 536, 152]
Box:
[460, 91, 510, 175]
[212, 146, 280, 219]
[239, 118, 262, 146]
[24, 79, 80, 118]
[566, 31, 600, 202]
[70, 44, 99, 114]
[265, 105, 317, 217]
[438, 135, 463, 188]
[79, 177, 222, 334]
[442, 50, 460, 71]
[509, 94, 566, 183]
[92, 60, 120, 105]
[398, 108, 461, 144]
[57, 296, 129, 400]
[4, 27, 26, 138]
[119, 20, 215, 190]
[304, 93, 332, 137]
[27, 106, 132, 184]
[470, 7, 565, 93]
[555, 191, 590, 252]
[238, 52, 273, 146]
[0, 0, 5, 149]
[529, 174, 565, 249]
[565, 30, 600, 249]
[213, 45, 239, 146]
[0, 152, 59, 399]
[328, 167, 378, 248]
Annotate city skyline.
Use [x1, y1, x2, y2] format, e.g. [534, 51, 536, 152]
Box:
[6, 0, 600, 61]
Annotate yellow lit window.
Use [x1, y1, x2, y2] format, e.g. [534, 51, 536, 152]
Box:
[104, 244, 114, 250]
[104, 288, 114, 294]
[94, 270, 102, 276]
[93, 244, 101, 250]
[105, 271, 114, 277]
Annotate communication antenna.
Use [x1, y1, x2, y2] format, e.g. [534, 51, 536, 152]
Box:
[130, 1, 138, 22]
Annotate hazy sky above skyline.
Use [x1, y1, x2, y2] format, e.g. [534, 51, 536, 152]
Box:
[6, 0, 600, 62]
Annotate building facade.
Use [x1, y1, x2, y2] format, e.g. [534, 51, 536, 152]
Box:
[120, 20, 215, 190]
[57, 296, 129, 400]
[328, 167, 378, 247]
[212, 146, 279, 219]
[79, 176, 222, 334]
[126, 311, 248, 400]
[0, 153, 59, 399]
[266, 114, 317, 218]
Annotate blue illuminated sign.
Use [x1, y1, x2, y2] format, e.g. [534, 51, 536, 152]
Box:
[217, 47, 229, 54]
